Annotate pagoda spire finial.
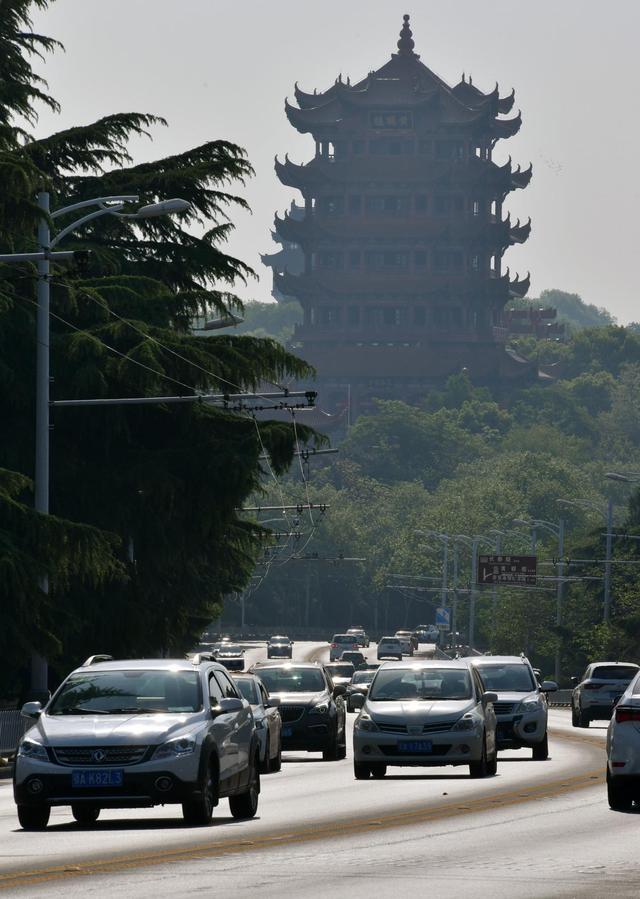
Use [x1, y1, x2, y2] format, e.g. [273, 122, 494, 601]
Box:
[397, 13, 415, 56]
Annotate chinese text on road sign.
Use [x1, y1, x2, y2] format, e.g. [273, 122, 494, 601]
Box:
[477, 555, 537, 586]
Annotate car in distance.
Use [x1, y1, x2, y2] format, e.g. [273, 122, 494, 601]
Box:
[606, 669, 640, 809]
[347, 627, 370, 648]
[415, 625, 440, 643]
[215, 644, 245, 672]
[14, 654, 260, 830]
[340, 650, 367, 669]
[353, 660, 498, 779]
[346, 669, 376, 712]
[572, 662, 640, 728]
[377, 637, 403, 661]
[324, 662, 356, 688]
[395, 630, 418, 653]
[329, 634, 360, 661]
[233, 674, 282, 773]
[267, 635, 293, 659]
[249, 662, 347, 761]
[467, 655, 557, 760]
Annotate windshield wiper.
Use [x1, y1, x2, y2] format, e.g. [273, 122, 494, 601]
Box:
[107, 707, 167, 714]
[55, 706, 110, 715]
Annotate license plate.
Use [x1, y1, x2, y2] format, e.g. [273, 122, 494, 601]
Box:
[72, 769, 124, 788]
[398, 740, 432, 753]
[282, 727, 293, 738]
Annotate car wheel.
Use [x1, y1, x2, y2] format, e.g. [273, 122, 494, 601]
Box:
[607, 769, 633, 811]
[323, 731, 342, 761]
[486, 750, 498, 777]
[259, 731, 271, 774]
[578, 707, 590, 728]
[370, 763, 387, 779]
[571, 704, 580, 727]
[182, 759, 218, 825]
[229, 751, 260, 820]
[469, 736, 489, 778]
[17, 804, 50, 831]
[71, 804, 100, 825]
[532, 732, 549, 761]
[354, 761, 371, 779]
[270, 745, 282, 773]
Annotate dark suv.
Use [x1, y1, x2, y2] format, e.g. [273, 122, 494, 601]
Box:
[267, 636, 293, 659]
[250, 662, 346, 761]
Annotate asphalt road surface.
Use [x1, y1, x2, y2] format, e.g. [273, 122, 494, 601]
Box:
[1, 642, 633, 898]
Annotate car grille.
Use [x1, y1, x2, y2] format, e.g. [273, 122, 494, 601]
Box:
[378, 722, 453, 735]
[52, 746, 150, 766]
[492, 702, 517, 716]
[380, 744, 452, 757]
[421, 722, 453, 734]
[378, 722, 408, 734]
[278, 705, 305, 724]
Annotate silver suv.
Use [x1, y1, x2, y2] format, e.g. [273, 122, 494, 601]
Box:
[467, 655, 557, 760]
[13, 654, 260, 830]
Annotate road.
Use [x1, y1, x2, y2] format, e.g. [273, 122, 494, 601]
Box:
[0, 642, 634, 897]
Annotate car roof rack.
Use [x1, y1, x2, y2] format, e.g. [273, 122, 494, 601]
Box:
[81, 654, 114, 667]
[191, 652, 217, 665]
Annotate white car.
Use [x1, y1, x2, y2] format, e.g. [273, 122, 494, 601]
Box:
[606, 670, 640, 809]
[330, 634, 360, 662]
[468, 655, 557, 760]
[14, 654, 260, 830]
[572, 661, 640, 727]
[353, 660, 498, 779]
[377, 637, 403, 661]
[233, 674, 282, 773]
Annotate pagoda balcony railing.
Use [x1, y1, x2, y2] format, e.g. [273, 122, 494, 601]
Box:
[294, 324, 501, 344]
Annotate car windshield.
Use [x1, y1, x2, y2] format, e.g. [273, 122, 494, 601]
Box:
[234, 678, 259, 704]
[369, 667, 472, 701]
[257, 667, 326, 693]
[217, 645, 242, 655]
[476, 664, 536, 692]
[333, 635, 353, 643]
[352, 671, 375, 685]
[592, 665, 639, 681]
[327, 664, 354, 678]
[269, 637, 290, 644]
[48, 670, 202, 714]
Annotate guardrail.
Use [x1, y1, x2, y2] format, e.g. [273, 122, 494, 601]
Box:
[548, 689, 572, 708]
[0, 709, 29, 756]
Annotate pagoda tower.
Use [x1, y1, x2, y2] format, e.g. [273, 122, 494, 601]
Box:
[262, 14, 533, 412]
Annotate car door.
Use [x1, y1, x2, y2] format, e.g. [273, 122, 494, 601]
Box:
[214, 670, 253, 776]
[207, 672, 236, 784]
[260, 682, 280, 758]
[473, 669, 496, 755]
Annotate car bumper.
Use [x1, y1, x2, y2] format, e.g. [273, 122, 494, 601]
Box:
[267, 650, 292, 658]
[580, 702, 618, 719]
[608, 729, 640, 775]
[495, 713, 546, 749]
[280, 716, 334, 751]
[353, 729, 484, 766]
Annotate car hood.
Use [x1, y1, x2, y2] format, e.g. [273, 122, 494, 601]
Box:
[268, 691, 327, 707]
[32, 712, 202, 746]
[485, 691, 535, 704]
[366, 698, 475, 721]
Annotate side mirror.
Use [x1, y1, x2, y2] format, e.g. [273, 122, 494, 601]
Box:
[350, 693, 365, 710]
[21, 701, 42, 719]
[482, 692, 498, 705]
[333, 684, 347, 698]
[570, 676, 579, 685]
[211, 697, 243, 715]
[540, 681, 558, 693]
[266, 696, 281, 708]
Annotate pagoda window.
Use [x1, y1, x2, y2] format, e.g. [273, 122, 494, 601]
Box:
[349, 251, 361, 269]
[349, 195, 362, 213]
[365, 196, 410, 215]
[347, 306, 360, 326]
[317, 251, 344, 270]
[414, 251, 427, 268]
[470, 254, 481, 272]
[434, 250, 464, 272]
[368, 138, 414, 156]
[370, 111, 413, 129]
[382, 307, 405, 326]
[320, 306, 340, 326]
[433, 307, 448, 328]
[319, 196, 344, 215]
[415, 195, 428, 213]
[310, 307, 317, 325]
[364, 251, 410, 270]
[472, 199, 481, 217]
[435, 140, 465, 160]
[413, 306, 426, 326]
[352, 140, 365, 155]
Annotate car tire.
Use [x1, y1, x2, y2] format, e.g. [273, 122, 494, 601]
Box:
[323, 728, 343, 761]
[354, 761, 371, 779]
[71, 804, 100, 825]
[578, 707, 590, 728]
[571, 704, 580, 727]
[486, 750, 498, 776]
[259, 732, 271, 774]
[229, 752, 260, 820]
[532, 732, 549, 761]
[469, 737, 489, 778]
[370, 763, 387, 779]
[270, 745, 282, 773]
[607, 769, 633, 811]
[182, 759, 218, 826]
[17, 804, 50, 831]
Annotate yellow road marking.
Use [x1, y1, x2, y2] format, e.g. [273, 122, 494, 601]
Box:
[0, 731, 605, 891]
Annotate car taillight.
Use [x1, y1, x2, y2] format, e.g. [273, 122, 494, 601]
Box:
[615, 707, 640, 723]
[331, 643, 337, 648]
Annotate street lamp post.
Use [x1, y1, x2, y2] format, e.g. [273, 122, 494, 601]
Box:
[455, 534, 493, 649]
[558, 498, 613, 623]
[2, 191, 191, 697]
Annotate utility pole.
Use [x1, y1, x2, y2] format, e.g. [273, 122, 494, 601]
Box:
[555, 519, 565, 682]
[469, 538, 479, 649]
[451, 543, 459, 646]
[604, 498, 613, 622]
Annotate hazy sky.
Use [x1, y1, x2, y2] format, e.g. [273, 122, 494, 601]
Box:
[31, 0, 640, 322]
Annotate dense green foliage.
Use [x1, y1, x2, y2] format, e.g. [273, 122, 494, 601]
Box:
[0, 0, 314, 696]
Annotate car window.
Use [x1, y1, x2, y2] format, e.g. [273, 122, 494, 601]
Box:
[48, 669, 202, 714]
[257, 667, 326, 693]
[369, 668, 472, 701]
[326, 664, 355, 678]
[209, 674, 224, 705]
[592, 665, 638, 681]
[214, 670, 240, 699]
[235, 678, 259, 704]
[352, 671, 375, 684]
[475, 664, 536, 692]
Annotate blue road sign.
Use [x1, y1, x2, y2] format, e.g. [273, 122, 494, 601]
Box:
[435, 607, 451, 629]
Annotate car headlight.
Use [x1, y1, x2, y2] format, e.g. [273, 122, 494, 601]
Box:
[452, 716, 478, 732]
[311, 701, 330, 715]
[153, 735, 197, 760]
[519, 698, 542, 712]
[18, 739, 49, 761]
[355, 715, 379, 732]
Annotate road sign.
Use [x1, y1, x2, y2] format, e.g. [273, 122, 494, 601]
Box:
[477, 554, 537, 586]
[435, 606, 451, 629]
